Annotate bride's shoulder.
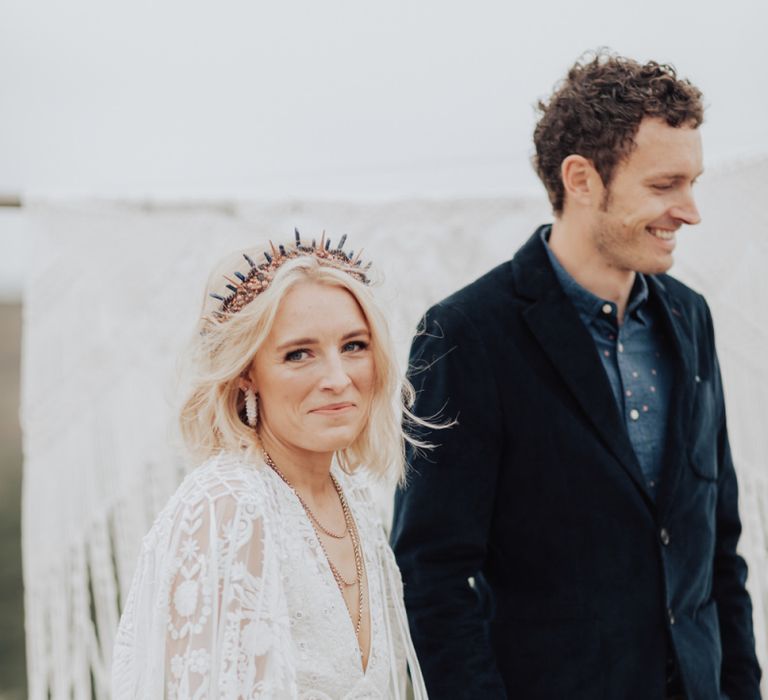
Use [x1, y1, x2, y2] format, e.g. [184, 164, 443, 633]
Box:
[335, 466, 388, 531]
[157, 451, 274, 523]
[141, 451, 278, 552]
[336, 465, 376, 501]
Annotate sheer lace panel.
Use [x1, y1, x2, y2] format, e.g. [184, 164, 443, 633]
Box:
[113, 461, 297, 699]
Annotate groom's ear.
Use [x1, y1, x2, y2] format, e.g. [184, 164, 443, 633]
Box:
[560, 154, 603, 209]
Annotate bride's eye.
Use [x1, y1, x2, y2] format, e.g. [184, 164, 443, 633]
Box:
[342, 340, 369, 353]
[285, 349, 310, 362]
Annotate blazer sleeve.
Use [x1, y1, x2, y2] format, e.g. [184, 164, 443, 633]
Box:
[705, 302, 763, 699]
[391, 301, 508, 699]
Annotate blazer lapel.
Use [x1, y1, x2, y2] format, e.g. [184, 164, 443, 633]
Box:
[513, 230, 651, 500]
[647, 277, 697, 516]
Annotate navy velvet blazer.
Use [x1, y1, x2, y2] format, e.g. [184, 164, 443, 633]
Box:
[391, 228, 761, 699]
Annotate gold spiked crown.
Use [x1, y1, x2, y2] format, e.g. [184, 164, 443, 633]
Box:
[207, 229, 371, 322]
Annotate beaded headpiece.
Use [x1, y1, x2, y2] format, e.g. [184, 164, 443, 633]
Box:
[207, 229, 371, 323]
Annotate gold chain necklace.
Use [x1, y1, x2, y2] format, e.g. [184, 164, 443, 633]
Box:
[281, 475, 348, 540]
[262, 450, 365, 644]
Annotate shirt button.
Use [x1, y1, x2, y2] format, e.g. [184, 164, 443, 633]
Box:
[668, 608, 676, 625]
[629, 409, 640, 421]
[660, 528, 670, 546]
[602, 303, 612, 314]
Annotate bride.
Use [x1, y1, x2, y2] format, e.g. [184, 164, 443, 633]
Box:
[112, 233, 428, 699]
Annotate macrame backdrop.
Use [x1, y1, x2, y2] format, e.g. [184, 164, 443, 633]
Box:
[21, 159, 768, 698]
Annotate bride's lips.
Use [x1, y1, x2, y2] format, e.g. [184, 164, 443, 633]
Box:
[310, 402, 356, 414]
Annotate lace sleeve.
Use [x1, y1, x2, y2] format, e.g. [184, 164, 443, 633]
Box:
[112, 469, 297, 699]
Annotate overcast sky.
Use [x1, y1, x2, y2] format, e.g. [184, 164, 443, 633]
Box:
[1, 0, 767, 200]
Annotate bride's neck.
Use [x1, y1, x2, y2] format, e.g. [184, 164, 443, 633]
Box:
[258, 432, 334, 498]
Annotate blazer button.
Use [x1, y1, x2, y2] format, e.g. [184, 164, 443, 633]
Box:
[660, 528, 670, 546]
[668, 608, 676, 625]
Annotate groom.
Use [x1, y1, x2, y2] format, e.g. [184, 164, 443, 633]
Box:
[392, 53, 762, 699]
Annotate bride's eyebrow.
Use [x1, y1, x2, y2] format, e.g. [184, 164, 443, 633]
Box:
[275, 329, 369, 351]
[341, 329, 370, 341]
[275, 337, 317, 351]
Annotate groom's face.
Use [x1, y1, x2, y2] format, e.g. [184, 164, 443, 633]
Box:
[589, 117, 704, 275]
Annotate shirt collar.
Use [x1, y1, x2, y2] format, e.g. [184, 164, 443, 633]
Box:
[540, 225, 649, 324]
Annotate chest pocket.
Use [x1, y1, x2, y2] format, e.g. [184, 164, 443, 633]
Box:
[688, 376, 719, 481]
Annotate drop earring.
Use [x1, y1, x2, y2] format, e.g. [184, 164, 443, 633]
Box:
[245, 387, 258, 428]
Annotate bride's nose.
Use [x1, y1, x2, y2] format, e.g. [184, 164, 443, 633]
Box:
[318, 352, 352, 392]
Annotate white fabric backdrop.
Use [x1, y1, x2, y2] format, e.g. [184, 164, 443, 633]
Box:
[21, 158, 768, 697]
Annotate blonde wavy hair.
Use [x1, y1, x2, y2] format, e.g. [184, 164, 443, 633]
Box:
[178, 243, 424, 483]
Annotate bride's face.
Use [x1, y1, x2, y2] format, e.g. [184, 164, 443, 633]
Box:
[249, 281, 375, 459]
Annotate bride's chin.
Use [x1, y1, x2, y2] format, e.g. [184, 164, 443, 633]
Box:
[313, 428, 363, 454]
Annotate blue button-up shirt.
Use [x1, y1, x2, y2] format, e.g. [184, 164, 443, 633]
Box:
[542, 228, 673, 499]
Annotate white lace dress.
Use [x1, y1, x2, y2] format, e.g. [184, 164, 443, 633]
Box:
[111, 452, 427, 699]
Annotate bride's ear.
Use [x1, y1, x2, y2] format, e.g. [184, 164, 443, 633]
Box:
[238, 359, 259, 391]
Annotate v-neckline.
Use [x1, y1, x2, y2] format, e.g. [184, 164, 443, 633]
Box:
[334, 468, 374, 676]
[267, 464, 374, 676]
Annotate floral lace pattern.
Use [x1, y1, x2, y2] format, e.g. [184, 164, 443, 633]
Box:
[112, 452, 425, 699]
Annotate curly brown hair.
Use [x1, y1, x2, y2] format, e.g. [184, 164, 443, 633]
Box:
[533, 51, 704, 214]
